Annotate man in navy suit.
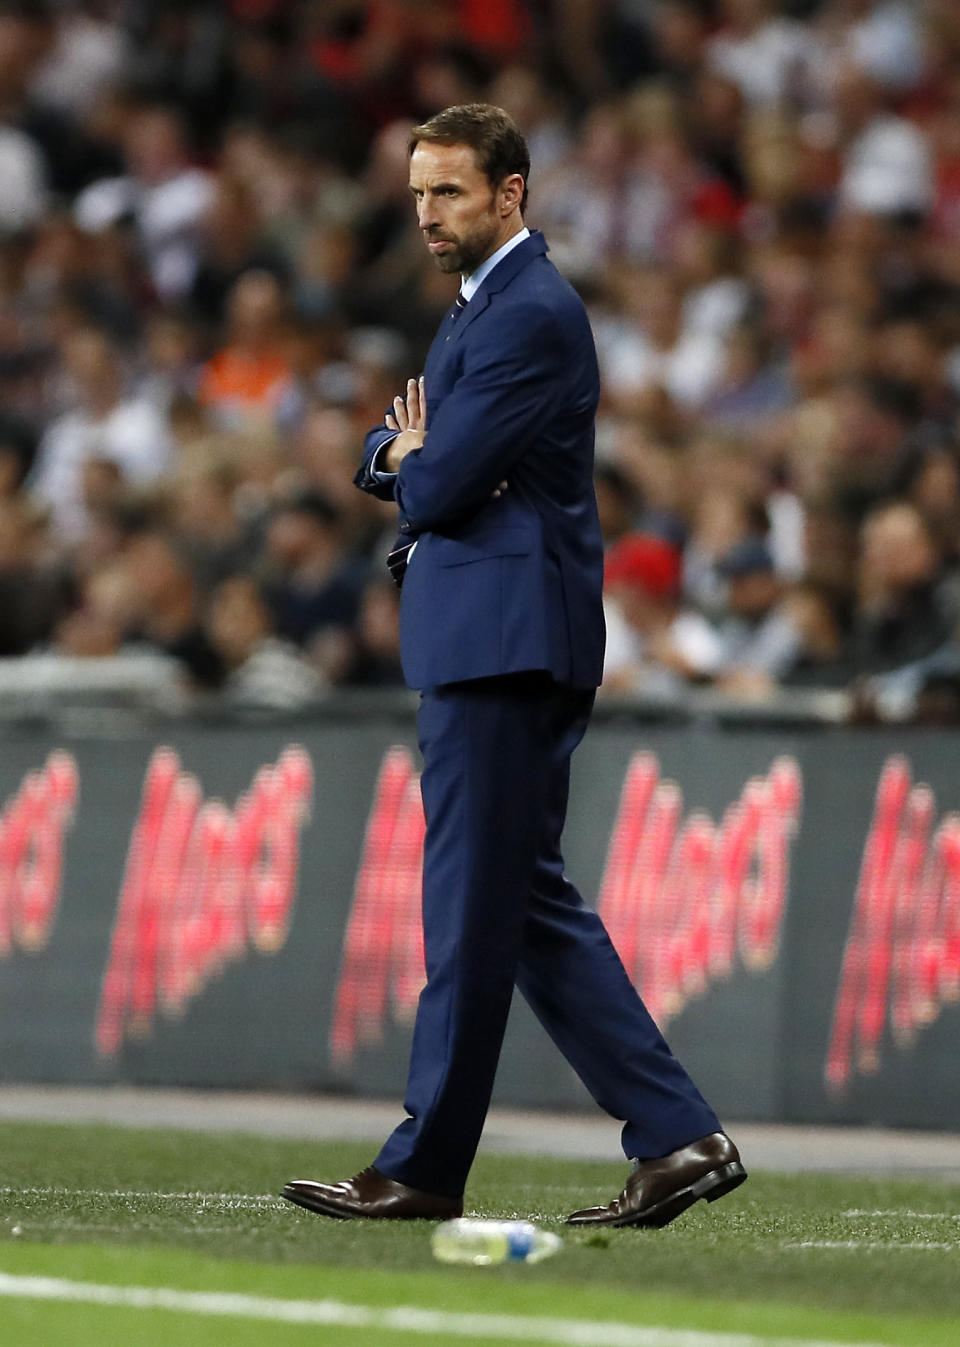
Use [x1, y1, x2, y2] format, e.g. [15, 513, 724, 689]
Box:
[283, 105, 745, 1228]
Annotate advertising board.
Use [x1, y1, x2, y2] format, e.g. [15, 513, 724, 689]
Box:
[1, 707, 958, 1128]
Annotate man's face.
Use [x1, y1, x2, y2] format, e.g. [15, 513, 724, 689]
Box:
[728, 570, 778, 619]
[409, 141, 508, 277]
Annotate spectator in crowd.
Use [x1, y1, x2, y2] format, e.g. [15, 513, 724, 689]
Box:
[488, 64, 572, 175]
[74, 104, 215, 304]
[834, 62, 933, 218]
[30, 3, 129, 121]
[291, 402, 389, 555]
[339, 576, 405, 687]
[28, 326, 172, 543]
[602, 532, 722, 697]
[598, 267, 725, 413]
[54, 557, 139, 660]
[123, 529, 225, 689]
[851, 501, 960, 677]
[681, 479, 770, 618]
[534, 100, 641, 280]
[712, 536, 805, 696]
[0, 7, 55, 234]
[260, 489, 366, 652]
[169, 450, 262, 595]
[198, 269, 295, 427]
[779, 580, 850, 688]
[899, 437, 960, 565]
[706, 0, 819, 108]
[0, 495, 68, 655]
[702, 321, 794, 429]
[594, 462, 645, 545]
[648, 1, 713, 101]
[676, 220, 750, 340]
[138, 311, 202, 413]
[189, 172, 291, 328]
[206, 572, 324, 708]
[0, 412, 36, 497]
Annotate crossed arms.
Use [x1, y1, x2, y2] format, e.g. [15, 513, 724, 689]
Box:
[358, 301, 565, 534]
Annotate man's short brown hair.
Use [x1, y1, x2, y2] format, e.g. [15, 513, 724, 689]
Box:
[409, 104, 530, 213]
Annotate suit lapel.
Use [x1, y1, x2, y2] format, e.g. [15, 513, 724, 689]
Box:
[453, 231, 549, 342]
[424, 231, 550, 397]
[453, 288, 491, 341]
[423, 303, 461, 383]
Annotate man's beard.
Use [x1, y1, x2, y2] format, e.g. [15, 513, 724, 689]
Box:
[432, 248, 464, 275]
[427, 221, 498, 277]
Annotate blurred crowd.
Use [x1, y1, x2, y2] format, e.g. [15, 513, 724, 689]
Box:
[3, 0, 960, 718]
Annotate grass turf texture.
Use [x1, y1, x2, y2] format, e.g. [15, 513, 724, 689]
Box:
[1, 1121, 959, 1346]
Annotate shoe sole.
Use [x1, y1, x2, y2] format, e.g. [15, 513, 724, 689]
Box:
[609, 1160, 748, 1229]
[281, 1186, 358, 1219]
[280, 1185, 463, 1221]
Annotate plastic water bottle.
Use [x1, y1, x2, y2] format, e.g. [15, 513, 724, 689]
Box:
[431, 1218, 562, 1266]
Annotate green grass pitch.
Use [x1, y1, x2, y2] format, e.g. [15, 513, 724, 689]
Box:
[1, 1119, 959, 1346]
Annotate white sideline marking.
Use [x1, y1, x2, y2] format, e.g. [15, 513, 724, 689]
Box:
[0, 1272, 889, 1347]
[0, 1187, 284, 1207]
[8, 1223, 245, 1239]
[841, 1209, 960, 1221]
[786, 1240, 957, 1252]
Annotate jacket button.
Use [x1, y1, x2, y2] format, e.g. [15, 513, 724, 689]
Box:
[399, 521, 411, 532]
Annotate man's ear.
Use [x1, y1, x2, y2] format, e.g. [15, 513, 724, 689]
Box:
[499, 173, 525, 216]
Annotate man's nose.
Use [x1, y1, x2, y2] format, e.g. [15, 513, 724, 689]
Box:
[418, 198, 439, 230]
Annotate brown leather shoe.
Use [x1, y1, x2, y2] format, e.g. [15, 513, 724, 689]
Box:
[566, 1132, 746, 1229]
[281, 1166, 463, 1221]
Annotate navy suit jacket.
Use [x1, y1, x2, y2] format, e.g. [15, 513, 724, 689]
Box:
[355, 231, 605, 691]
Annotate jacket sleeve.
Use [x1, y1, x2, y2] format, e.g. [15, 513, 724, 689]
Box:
[394, 302, 564, 533]
[354, 426, 402, 501]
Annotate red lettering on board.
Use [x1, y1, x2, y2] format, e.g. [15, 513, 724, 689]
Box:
[329, 747, 425, 1066]
[0, 752, 78, 955]
[329, 748, 801, 1064]
[96, 745, 312, 1055]
[826, 756, 960, 1091]
[597, 753, 802, 1025]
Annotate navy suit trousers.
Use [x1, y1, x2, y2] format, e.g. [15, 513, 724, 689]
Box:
[373, 674, 720, 1197]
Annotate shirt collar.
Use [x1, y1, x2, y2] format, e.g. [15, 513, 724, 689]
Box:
[460, 227, 530, 303]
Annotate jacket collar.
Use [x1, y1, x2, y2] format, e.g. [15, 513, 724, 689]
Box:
[453, 231, 548, 338]
[481, 228, 548, 295]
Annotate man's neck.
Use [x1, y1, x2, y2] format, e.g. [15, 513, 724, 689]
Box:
[460, 225, 530, 300]
[463, 220, 526, 279]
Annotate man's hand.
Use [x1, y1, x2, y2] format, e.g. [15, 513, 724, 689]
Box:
[384, 376, 426, 473]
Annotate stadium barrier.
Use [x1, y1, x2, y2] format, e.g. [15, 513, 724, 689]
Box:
[1, 689, 959, 1130]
